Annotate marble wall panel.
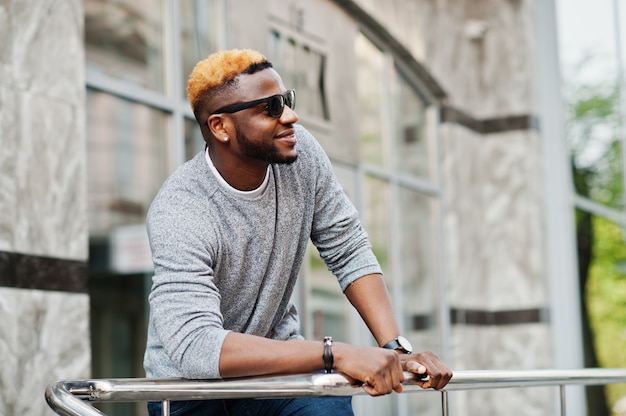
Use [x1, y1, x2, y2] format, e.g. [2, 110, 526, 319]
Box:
[10, 0, 84, 104]
[450, 324, 554, 415]
[0, 86, 17, 253]
[0, 287, 90, 416]
[0, 0, 15, 255]
[480, 131, 546, 308]
[13, 91, 87, 260]
[417, 0, 535, 118]
[441, 123, 547, 310]
[451, 324, 553, 370]
[0, 0, 10, 81]
[0, 0, 88, 261]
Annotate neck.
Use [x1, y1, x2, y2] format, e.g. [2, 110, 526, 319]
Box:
[208, 147, 268, 191]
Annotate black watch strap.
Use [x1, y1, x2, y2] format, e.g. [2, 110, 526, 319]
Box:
[383, 339, 401, 349]
[382, 336, 412, 354]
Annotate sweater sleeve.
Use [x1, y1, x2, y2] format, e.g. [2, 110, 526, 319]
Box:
[300, 128, 382, 291]
[145, 172, 229, 379]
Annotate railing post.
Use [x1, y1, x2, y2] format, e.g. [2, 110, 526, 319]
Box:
[161, 399, 170, 416]
[441, 390, 449, 416]
[559, 385, 566, 416]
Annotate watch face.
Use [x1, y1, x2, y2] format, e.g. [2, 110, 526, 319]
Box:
[397, 336, 413, 353]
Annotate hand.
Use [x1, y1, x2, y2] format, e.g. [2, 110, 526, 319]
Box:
[401, 351, 453, 390]
[332, 343, 406, 396]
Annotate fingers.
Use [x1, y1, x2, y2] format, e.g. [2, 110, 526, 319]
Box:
[364, 352, 405, 396]
[366, 374, 403, 395]
[336, 346, 453, 396]
[405, 351, 453, 390]
[338, 346, 405, 396]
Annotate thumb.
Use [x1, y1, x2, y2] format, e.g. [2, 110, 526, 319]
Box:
[406, 361, 427, 374]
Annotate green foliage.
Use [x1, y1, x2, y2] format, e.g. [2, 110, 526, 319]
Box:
[565, 56, 626, 411]
[572, 86, 617, 120]
[587, 216, 626, 407]
[566, 80, 624, 210]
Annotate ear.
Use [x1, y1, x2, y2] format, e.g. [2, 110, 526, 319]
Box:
[207, 114, 232, 143]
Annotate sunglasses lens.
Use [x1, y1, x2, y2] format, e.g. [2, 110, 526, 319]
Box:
[286, 90, 296, 110]
[266, 90, 296, 118]
[268, 95, 284, 117]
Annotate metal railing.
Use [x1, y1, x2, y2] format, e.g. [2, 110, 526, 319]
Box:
[45, 368, 626, 416]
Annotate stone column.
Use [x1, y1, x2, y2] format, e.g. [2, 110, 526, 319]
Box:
[421, 0, 559, 414]
[0, 1, 90, 415]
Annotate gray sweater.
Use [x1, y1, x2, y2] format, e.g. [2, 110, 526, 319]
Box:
[143, 125, 381, 379]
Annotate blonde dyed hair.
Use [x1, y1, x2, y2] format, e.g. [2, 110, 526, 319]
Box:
[187, 49, 270, 112]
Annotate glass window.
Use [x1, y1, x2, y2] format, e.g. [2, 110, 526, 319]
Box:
[307, 243, 347, 341]
[391, 68, 432, 179]
[354, 31, 442, 416]
[85, 0, 165, 92]
[282, 38, 298, 92]
[356, 33, 388, 167]
[558, 0, 625, 211]
[179, 0, 225, 99]
[89, 273, 149, 416]
[360, 175, 395, 416]
[185, 117, 205, 160]
[558, 1, 626, 411]
[297, 46, 328, 120]
[582, 213, 626, 407]
[268, 30, 284, 63]
[566, 82, 624, 210]
[267, 31, 329, 121]
[85, 1, 226, 407]
[86, 90, 170, 236]
[363, 176, 393, 287]
[398, 187, 439, 339]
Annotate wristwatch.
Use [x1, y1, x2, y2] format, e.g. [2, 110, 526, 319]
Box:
[382, 336, 413, 354]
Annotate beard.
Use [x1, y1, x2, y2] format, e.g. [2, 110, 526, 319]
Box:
[236, 130, 298, 165]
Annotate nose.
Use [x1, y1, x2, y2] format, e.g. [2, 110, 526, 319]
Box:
[280, 105, 298, 124]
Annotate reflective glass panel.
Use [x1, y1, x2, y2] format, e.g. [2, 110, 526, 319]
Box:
[185, 117, 205, 161]
[363, 176, 392, 287]
[180, 0, 225, 99]
[356, 33, 388, 167]
[87, 90, 170, 236]
[296, 46, 328, 120]
[398, 186, 439, 338]
[307, 243, 347, 341]
[391, 67, 432, 180]
[85, 0, 165, 92]
[267, 32, 329, 121]
[398, 186, 442, 415]
[558, 2, 626, 410]
[576, 210, 626, 408]
[89, 273, 149, 416]
[558, 0, 625, 210]
[359, 176, 395, 415]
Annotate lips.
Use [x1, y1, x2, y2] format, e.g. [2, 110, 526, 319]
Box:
[275, 129, 296, 145]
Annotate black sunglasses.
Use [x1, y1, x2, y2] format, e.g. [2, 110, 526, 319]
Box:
[212, 89, 296, 118]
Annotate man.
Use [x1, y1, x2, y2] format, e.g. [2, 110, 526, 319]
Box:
[144, 48, 452, 416]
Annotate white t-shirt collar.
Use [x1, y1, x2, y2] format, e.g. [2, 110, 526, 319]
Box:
[205, 147, 270, 198]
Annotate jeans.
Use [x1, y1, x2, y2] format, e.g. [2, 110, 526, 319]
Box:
[147, 396, 353, 416]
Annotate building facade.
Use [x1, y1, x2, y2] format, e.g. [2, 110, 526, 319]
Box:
[0, 1, 90, 416]
[0, 0, 588, 415]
